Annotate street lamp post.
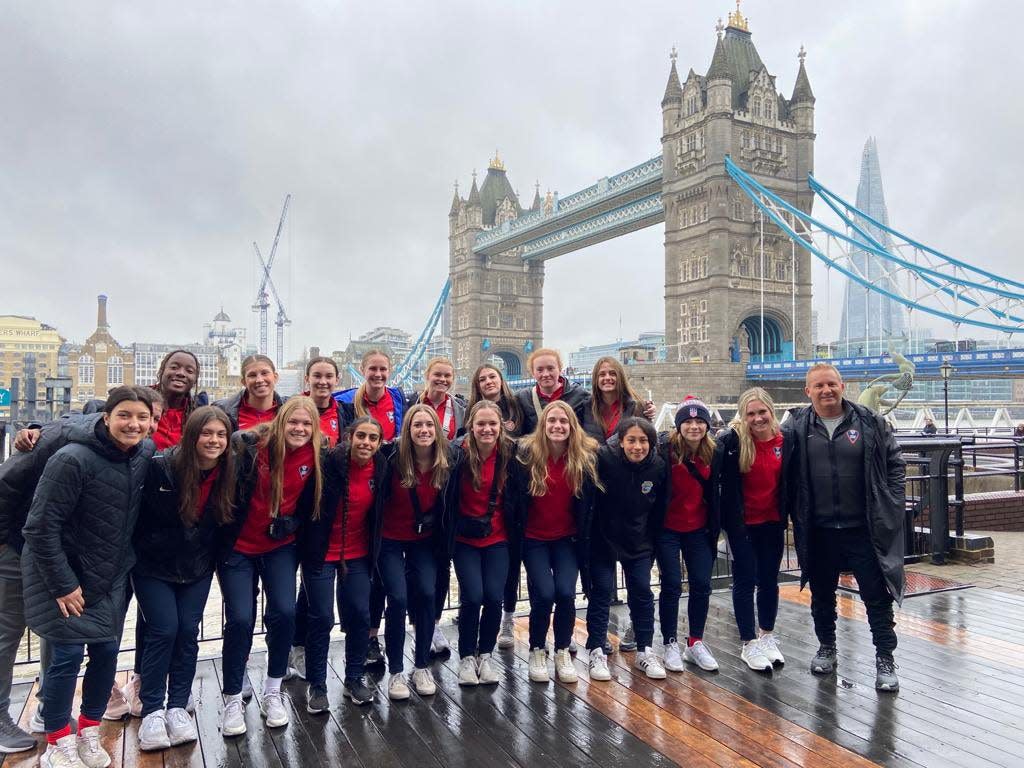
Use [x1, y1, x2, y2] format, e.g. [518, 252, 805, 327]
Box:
[939, 360, 953, 433]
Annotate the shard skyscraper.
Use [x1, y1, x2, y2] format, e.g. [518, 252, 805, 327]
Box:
[839, 138, 907, 354]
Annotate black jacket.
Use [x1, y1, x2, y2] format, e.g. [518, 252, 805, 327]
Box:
[133, 447, 222, 584]
[716, 428, 792, 536]
[784, 401, 907, 603]
[20, 418, 154, 643]
[515, 378, 591, 437]
[657, 434, 723, 551]
[591, 443, 667, 565]
[581, 395, 644, 444]
[376, 444, 456, 559]
[213, 390, 285, 432]
[0, 413, 106, 552]
[443, 444, 528, 557]
[219, 431, 319, 557]
[299, 445, 387, 574]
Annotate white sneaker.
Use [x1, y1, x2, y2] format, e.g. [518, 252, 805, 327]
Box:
[30, 706, 45, 734]
[759, 633, 785, 666]
[457, 656, 479, 686]
[122, 672, 143, 718]
[259, 690, 289, 728]
[76, 725, 111, 768]
[741, 639, 773, 672]
[102, 682, 129, 720]
[477, 654, 499, 685]
[220, 694, 246, 736]
[497, 612, 515, 649]
[411, 668, 436, 696]
[588, 648, 611, 681]
[165, 707, 197, 746]
[40, 734, 85, 768]
[683, 640, 719, 672]
[388, 673, 411, 701]
[663, 640, 684, 672]
[528, 649, 549, 683]
[138, 710, 170, 751]
[634, 648, 667, 680]
[287, 646, 306, 680]
[431, 624, 450, 655]
[554, 649, 578, 683]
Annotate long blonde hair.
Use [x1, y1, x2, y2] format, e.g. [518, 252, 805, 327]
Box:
[589, 356, 642, 434]
[354, 349, 391, 418]
[251, 396, 323, 520]
[729, 387, 780, 473]
[464, 400, 514, 492]
[519, 401, 601, 497]
[670, 414, 716, 467]
[397, 403, 450, 490]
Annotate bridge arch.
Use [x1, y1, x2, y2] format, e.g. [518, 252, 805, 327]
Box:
[486, 350, 524, 379]
[735, 309, 791, 362]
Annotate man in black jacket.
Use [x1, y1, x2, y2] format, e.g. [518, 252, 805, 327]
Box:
[785, 363, 906, 692]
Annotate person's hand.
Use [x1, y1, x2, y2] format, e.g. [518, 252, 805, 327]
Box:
[643, 400, 656, 420]
[14, 428, 41, 452]
[56, 587, 84, 618]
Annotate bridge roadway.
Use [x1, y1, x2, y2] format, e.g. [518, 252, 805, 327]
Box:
[746, 347, 1024, 381]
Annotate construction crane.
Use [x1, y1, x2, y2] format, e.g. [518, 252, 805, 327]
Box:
[253, 242, 291, 369]
[251, 195, 291, 358]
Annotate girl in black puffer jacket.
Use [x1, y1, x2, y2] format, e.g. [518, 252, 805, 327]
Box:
[585, 417, 667, 682]
[132, 406, 235, 751]
[21, 386, 155, 767]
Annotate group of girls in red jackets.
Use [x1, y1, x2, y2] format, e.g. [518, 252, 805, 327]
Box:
[5, 345, 792, 767]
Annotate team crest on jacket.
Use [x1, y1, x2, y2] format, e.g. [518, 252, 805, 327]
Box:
[330, 418, 338, 431]
[773, 446, 782, 459]
[640, 480, 654, 495]
[299, 465, 311, 478]
[847, 430, 860, 445]
[387, 411, 395, 423]
[368, 478, 375, 491]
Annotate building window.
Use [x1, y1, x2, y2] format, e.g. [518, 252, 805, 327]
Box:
[107, 356, 124, 386]
[78, 355, 94, 386]
[498, 277, 512, 295]
[499, 313, 513, 330]
[487, 315, 498, 329]
[751, 97, 761, 118]
[700, 300, 708, 313]
[764, 100, 773, 121]
[686, 132, 697, 152]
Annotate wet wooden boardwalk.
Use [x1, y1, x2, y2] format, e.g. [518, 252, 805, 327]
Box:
[5, 585, 1024, 767]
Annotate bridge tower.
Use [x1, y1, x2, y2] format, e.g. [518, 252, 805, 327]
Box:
[661, 8, 815, 364]
[449, 153, 545, 383]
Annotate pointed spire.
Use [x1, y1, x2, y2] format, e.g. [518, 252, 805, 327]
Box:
[467, 172, 481, 208]
[661, 47, 683, 106]
[791, 46, 815, 104]
[707, 35, 732, 81]
[449, 180, 461, 216]
[531, 181, 542, 211]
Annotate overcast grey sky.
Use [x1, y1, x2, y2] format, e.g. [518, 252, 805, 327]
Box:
[3, 1, 1021, 359]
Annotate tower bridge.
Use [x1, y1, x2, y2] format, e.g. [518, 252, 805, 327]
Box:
[379, 4, 1024, 403]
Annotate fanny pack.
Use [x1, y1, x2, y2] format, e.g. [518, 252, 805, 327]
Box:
[456, 468, 501, 539]
[408, 484, 438, 536]
[267, 515, 300, 541]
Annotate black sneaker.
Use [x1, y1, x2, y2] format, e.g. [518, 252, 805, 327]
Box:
[306, 684, 329, 714]
[875, 656, 899, 692]
[344, 677, 375, 706]
[602, 639, 614, 656]
[365, 638, 385, 667]
[810, 644, 837, 674]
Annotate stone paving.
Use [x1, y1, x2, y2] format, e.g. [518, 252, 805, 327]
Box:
[907, 529, 1024, 595]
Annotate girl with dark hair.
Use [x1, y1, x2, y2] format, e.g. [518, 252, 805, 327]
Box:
[468, 364, 523, 437]
[134, 406, 235, 751]
[518, 402, 600, 684]
[378, 404, 452, 700]
[720, 388, 790, 671]
[217, 398, 323, 737]
[300, 416, 386, 710]
[448, 401, 525, 687]
[214, 354, 284, 432]
[582, 356, 649, 442]
[586, 417, 666, 682]
[414, 357, 465, 440]
[656, 396, 722, 674]
[20, 386, 155, 768]
[302, 356, 347, 448]
[151, 349, 208, 451]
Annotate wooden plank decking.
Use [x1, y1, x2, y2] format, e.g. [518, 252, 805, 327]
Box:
[5, 586, 1024, 767]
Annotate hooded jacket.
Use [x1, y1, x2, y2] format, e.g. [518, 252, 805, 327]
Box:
[213, 389, 285, 432]
[716, 427, 792, 535]
[592, 443, 667, 563]
[20, 418, 154, 643]
[133, 447, 224, 584]
[784, 400, 907, 603]
[514, 377, 591, 437]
